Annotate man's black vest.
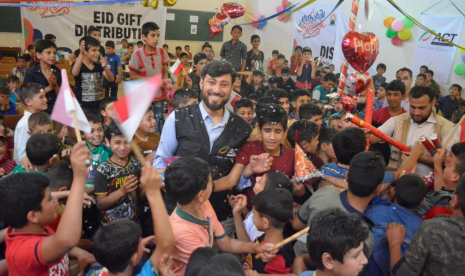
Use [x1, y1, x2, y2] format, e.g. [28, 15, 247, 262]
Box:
[174, 104, 252, 221]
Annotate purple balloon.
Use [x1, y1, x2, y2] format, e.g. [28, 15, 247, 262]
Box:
[462, 52, 465, 63]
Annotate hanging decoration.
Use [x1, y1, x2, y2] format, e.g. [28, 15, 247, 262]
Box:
[383, 16, 413, 46]
[209, 2, 246, 39]
[341, 31, 379, 73]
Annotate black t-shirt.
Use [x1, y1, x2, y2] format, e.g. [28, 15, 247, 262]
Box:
[246, 49, 264, 71]
[72, 62, 104, 108]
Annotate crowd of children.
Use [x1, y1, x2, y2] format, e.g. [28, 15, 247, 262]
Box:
[0, 18, 465, 276]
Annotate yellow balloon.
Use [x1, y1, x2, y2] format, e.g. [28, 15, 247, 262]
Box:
[142, 0, 149, 7]
[383, 16, 395, 28]
[461, 47, 465, 56]
[163, 0, 177, 7]
[398, 28, 411, 40]
[152, 0, 159, 10]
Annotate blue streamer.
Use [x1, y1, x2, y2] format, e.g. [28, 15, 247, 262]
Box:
[0, 0, 136, 8]
[238, 2, 301, 25]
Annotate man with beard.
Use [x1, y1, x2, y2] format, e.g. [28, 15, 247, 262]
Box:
[153, 60, 253, 236]
[369, 85, 454, 177]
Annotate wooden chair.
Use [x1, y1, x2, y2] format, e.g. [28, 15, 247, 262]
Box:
[3, 115, 22, 130]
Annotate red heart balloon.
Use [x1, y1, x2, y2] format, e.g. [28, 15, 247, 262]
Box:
[210, 24, 222, 38]
[342, 31, 379, 73]
[341, 95, 357, 114]
[214, 13, 231, 26]
[221, 2, 246, 19]
[346, 71, 371, 95]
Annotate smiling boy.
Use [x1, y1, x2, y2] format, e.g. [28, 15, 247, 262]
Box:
[220, 25, 247, 72]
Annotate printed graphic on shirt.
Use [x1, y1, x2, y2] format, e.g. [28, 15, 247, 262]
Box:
[48, 254, 69, 276]
[82, 72, 103, 102]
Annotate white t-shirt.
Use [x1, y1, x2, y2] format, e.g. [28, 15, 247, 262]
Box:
[243, 211, 264, 242]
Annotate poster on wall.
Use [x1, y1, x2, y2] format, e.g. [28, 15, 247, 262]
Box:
[411, 14, 463, 83]
[292, 4, 348, 69]
[22, 2, 167, 54]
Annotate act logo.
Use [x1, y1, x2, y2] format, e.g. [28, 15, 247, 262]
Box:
[217, 146, 238, 157]
[218, 146, 230, 155]
[418, 30, 457, 47]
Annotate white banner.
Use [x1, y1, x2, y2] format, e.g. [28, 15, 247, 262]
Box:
[22, 2, 166, 54]
[411, 14, 464, 83]
[292, 4, 348, 68]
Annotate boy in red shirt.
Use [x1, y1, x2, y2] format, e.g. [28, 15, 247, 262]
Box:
[372, 80, 407, 127]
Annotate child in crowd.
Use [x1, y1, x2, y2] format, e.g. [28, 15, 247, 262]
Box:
[287, 120, 324, 169]
[0, 88, 17, 116]
[243, 189, 295, 274]
[164, 157, 276, 276]
[82, 113, 111, 192]
[100, 97, 117, 132]
[328, 115, 342, 131]
[11, 133, 60, 175]
[267, 88, 290, 115]
[220, 25, 247, 72]
[137, 41, 144, 49]
[10, 56, 27, 81]
[268, 67, 296, 95]
[163, 44, 173, 59]
[134, 106, 160, 163]
[169, 87, 198, 116]
[104, 40, 123, 98]
[117, 38, 128, 58]
[23, 39, 61, 114]
[317, 125, 338, 164]
[122, 42, 135, 66]
[13, 83, 47, 165]
[365, 174, 426, 276]
[27, 111, 53, 136]
[312, 72, 337, 104]
[415, 73, 426, 86]
[183, 52, 209, 99]
[232, 170, 293, 242]
[296, 47, 316, 90]
[245, 70, 268, 98]
[271, 54, 286, 77]
[289, 89, 311, 122]
[184, 45, 192, 59]
[24, 44, 39, 66]
[91, 165, 175, 276]
[202, 43, 214, 60]
[0, 133, 15, 177]
[451, 100, 465, 124]
[176, 52, 191, 88]
[94, 121, 142, 226]
[267, 50, 279, 76]
[70, 26, 105, 63]
[174, 46, 182, 58]
[372, 63, 387, 92]
[7, 75, 21, 104]
[377, 82, 387, 104]
[299, 103, 323, 128]
[234, 98, 255, 125]
[71, 36, 114, 110]
[291, 46, 302, 76]
[246, 34, 265, 71]
[438, 84, 462, 121]
[0, 142, 92, 276]
[44, 34, 62, 62]
[299, 208, 369, 276]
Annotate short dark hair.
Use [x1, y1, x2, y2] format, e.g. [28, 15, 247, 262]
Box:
[416, 73, 426, 80]
[425, 69, 434, 76]
[173, 88, 198, 108]
[200, 60, 236, 83]
[0, 87, 9, 97]
[455, 173, 465, 214]
[255, 97, 280, 117]
[396, 67, 412, 78]
[307, 208, 369, 270]
[454, 154, 465, 177]
[87, 26, 100, 36]
[202, 44, 212, 51]
[295, 46, 302, 51]
[121, 39, 128, 43]
[287, 120, 319, 148]
[450, 84, 463, 92]
[28, 111, 52, 131]
[281, 67, 291, 75]
[252, 70, 264, 77]
[44, 34, 56, 40]
[394, 174, 426, 209]
[198, 253, 246, 276]
[277, 54, 285, 60]
[386, 80, 406, 96]
[292, 89, 311, 102]
[137, 41, 144, 45]
[348, 151, 385, 197]
[17, 56, 26, 62]
[105, 121, 123, 141]
[86, 113, 103, 125]
[420, 65, 428, 70]
[332, 128, 366, 165]
[26, 133, 61, 166]
[264, 170, 293, 193]
[7, 75, 19, 84]
[318, 126, 338, 150]
[231, 25, 242, 33]
[184, 45, 190, 48]
[19, 82, 44, 104]
[376, 63, 386, 70]
[93, 220, 141, 274]
[248, 93, 259, 102]
[162, 44, 168, 48]
[27, 44, 35, 51]
[272, 50, 279, 55]
[83, 36, 100, 52]
[323, 72, 337, 83]
[165, 157, 211, 205]
[267, 88, 288, 100]
[252, 189, 293, 229]
[176, 46, 182, 50]
[299, 103, 323, 120]
[142, 22, 159, 36]
[179, 52, 188, 59]
[234, 98, 253, 112]
[127, 43, 134, 48]
[0, 173, 50, 228]
[105, 40, 115, 48]
[47, 161, 73, 191]
[409, 85, 434, 102]
[258, 103, 288, 131]
[328, 115, 341, 123]
[35, 39, 57, 53]
[100, 97, 117, 111]
[452, 142, 465, 156]
[186, 247, 218, 276]
[251, 34, 260, 42]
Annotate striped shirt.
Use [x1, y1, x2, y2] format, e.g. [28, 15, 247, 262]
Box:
[128, 46, 169, 78]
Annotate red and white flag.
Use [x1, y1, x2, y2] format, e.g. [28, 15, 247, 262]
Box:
[228, 91, 241, 108]
[169, 59, 183, 76]
[112, 74, 162, 142]
[443, 115, 465, 149]
[51, 69, 91, 133]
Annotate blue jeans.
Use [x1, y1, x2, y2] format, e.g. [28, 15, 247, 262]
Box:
[153, 100, 165, 134]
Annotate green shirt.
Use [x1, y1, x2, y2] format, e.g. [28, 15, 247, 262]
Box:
[11, 165, 47, 176]
[86, 143, 112, 188]
[312, 84, 330, 104]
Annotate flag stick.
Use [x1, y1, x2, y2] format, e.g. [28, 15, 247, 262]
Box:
[70, 111, 82, 143]
[255, 226, 310, 259]
[130, 140, 148, 167]
[364, 88, 375, 151]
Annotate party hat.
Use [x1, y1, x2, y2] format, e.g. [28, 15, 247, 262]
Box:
[294, 143, 323, 184]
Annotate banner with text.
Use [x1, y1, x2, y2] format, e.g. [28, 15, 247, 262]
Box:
[292, 4, 348, 68]
[411, 14, 463, 83]
[23, 1, 166, 54]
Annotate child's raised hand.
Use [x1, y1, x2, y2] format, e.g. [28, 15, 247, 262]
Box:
[79, 40, 86, 56]
[141, 235, 157, 253]
[100, 56, 108, 68]
[49, 74, 57, 86]
[250, 153, 273, 174]
[232, 194, 247, 214]
[70, 142, 92, 179]
[159, 254, 175, 276]
[121, 174, 139, 195]
[140, 162, 163, 192]
[434, 147, 446, 168]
